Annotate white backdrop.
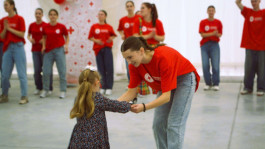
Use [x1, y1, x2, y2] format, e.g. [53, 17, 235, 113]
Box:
[0, 0, 264, 76]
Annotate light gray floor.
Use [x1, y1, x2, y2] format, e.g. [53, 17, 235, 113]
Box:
[0, 79, 264, 149]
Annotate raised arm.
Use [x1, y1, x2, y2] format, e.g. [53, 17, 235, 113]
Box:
[236, 0, 244, 11]
[97, 95, 131, 113]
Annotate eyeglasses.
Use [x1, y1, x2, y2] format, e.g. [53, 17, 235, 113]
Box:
[84, 65, 97, 71]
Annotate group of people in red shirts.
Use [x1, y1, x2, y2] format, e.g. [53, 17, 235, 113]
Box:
[0, 0, 69, 105]
[199, 0, 265, 97]
[0, 0, 263, 148]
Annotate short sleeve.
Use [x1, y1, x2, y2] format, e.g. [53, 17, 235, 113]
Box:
[132, 18, 140, 35]
[218, 20, 223, 34]
[19, 16, 26, 32]
[159, 56, 177, 93]
[199, 20, 204, 33]
[156, 20, 165, 36]
[109, 25, 117, 36]
[62, 24, 68, 36]
[88, 25, 94, 39]
[117, 18, 123, 31]
[241, 6, 250, 18]
[128, 64, 142, 89]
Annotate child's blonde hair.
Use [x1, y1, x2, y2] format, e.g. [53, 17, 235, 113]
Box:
[70, 69, 100, 119]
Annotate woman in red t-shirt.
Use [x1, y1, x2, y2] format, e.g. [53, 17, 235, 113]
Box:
[118, 36, 200, 149]
[117, 1, 140, 82]
[28, 8, 53, 95]
[88, 10, 116, 95]
[40, 9, 69, 99]
[133, 2, 165, 45]
[0, 0, 28, 104]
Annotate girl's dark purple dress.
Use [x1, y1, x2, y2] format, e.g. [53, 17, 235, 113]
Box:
[68, 92, 130, 149]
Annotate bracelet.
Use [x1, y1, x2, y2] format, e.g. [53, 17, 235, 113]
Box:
[142, 103, 146, 112]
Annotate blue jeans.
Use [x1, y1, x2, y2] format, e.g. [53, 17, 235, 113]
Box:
[153, 72, 196, 149]
[125, 60, 130, 81]
[244, 49, 265, 92]
[32, 52, 53, 91]
[0, 42, 3, 71]
[43, 47, 66, 92]
[2, 42, 28, 97]
[96, 47, 113, 89]
[201, 41, 220, 86]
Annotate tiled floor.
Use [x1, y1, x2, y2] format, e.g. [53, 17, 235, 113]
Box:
[0, 78, 264, 149]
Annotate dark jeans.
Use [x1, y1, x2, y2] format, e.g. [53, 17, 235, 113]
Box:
[201, 41, 220, 86]
[96, 47, 114, 89]
[32, 52, 53, 91]
[244, 49, 265, 92]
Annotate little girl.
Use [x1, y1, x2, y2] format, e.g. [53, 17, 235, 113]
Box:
[68, 66, 131, 149]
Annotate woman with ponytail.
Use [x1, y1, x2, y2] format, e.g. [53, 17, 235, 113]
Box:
[68, 66, 130, 149]
[118, 36, 200, 149]
[133, 2, 165, 45]
[88, 10, 116, 95]
[0, 0, 28, 104]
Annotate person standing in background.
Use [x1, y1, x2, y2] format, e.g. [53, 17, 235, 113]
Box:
[236, 0, 265, 96]
[28, 8, 53, 95]
[199, 5, 223, 91]
[40, 9, 69, 99]
[88, 10, 116, 96]
[0, 0, 28, 104]
[117, 1, 140, 82]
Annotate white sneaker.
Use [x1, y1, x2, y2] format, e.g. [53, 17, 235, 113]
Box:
[240, 90, 252, 95]
[48, 91, 52, 95]
[212, 86, 219, 91]
[257, 91, 264, 96]
[100, 89, 105, 94]
[105, 89, 112, 95]
[40, 91, 48, 98]
[59, 92, 66, 99]
[203, 85, 211, 91]
[34, 89, 41, 95]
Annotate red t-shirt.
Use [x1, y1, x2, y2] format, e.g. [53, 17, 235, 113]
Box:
[88, 23, 117, 56]
[43, 22, 68, 53]
[28, 21, 47, 52]
[199, 19, 223, 47]
[117, 15, 141, 39]
[0, 18, 3, 42]
[240, 7, 265, 50]
[133, 17, 165, 45]
[128, 46, 200, 93]
[1, 15, 26, 53]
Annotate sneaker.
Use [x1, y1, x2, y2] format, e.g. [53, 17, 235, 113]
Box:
[257, 91, 264, 96]
[240, 90, 252, 95]
[105, 89, 112, 95]
[40, 91, 48, 98]
[0, 95, 8, 103]
[100, 89, 105, 94]
[212, 86, 219, 91]
[19, 96, 29, 104]
[59, 92, 66, 99]
[34, 90, 41, 95]
[203, 85, 211, 91]
[48, 90, 52, 95]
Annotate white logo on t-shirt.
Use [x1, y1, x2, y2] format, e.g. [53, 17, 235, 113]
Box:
[95, 29, 100, 34]
[144, 73, 154, 83]
[56, 29, 60, 34]
[250, 16, 254, 22]
[40, 27, 42, 32]
[142, 26, 147, 32]
[205, 25, 210, 31]
[124, 23, 130, 28]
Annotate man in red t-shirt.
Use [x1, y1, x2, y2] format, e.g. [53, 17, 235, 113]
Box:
[236, 0, 265, 96]
[199, 5, 222, 91]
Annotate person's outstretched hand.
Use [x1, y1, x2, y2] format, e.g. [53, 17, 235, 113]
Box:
[131, 104, 144, 113]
